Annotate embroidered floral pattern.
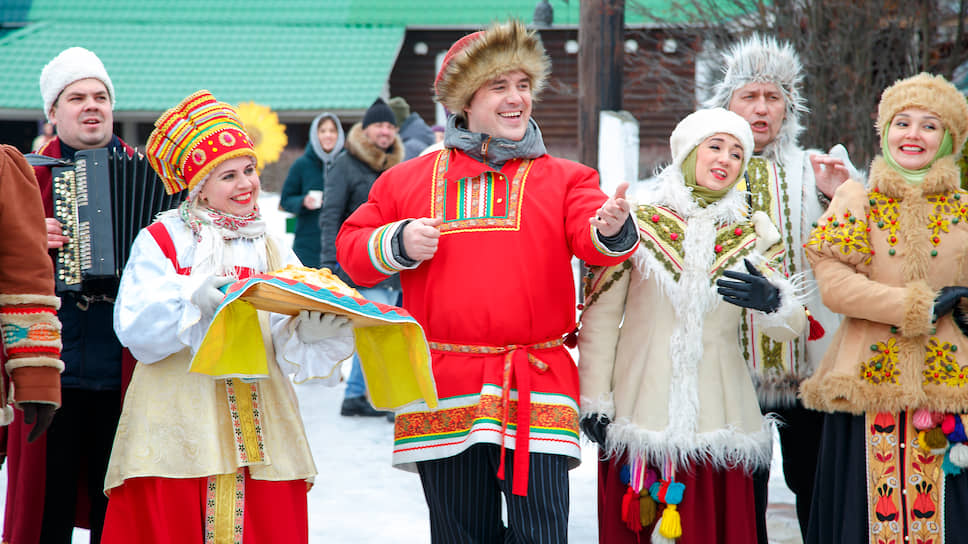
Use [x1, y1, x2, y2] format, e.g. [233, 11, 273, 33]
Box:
[870, 190, 968, 249]
[861, 337, 900, 385]
[806, 208, 873, 264]
[634, 204, 758, 283]
[923, 337, 967, 387]
[866, 412, 944, 544]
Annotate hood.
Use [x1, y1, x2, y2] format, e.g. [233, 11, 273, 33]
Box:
[309, 112, 345, 166]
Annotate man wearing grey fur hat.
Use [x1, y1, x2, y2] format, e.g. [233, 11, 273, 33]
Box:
[3, 46, 131, 544]
[703, 34, 858, 542]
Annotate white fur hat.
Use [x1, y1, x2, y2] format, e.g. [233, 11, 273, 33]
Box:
[702, 34, 806, 161]
[39, 47, 115, 121]
[670, 108, 755, 173]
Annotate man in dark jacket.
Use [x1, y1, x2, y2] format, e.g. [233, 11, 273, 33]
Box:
[389, 96, 436, 160]
[320, 98, 403, 417]
[4, 46, 126, 544]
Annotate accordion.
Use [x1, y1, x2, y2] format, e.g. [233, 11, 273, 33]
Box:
[44, 148, 186, 293]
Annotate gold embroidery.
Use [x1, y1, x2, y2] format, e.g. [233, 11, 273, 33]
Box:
[871, 190, 968, 248]
[758, 336, 785, 371]
[206, 470, 246, 544]
[923, 337, 967, 387]
[806, 209, 873, 264]
[431, 149, 531, 234]
[226, 379, 264, 464]
[860, 337, 900, 385]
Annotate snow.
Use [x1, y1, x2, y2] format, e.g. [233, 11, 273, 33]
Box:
[0, 192, 802, 543]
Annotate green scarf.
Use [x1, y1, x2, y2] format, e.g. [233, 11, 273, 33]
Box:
[881, 129, 954, 185]
[681, 148, 742, 207]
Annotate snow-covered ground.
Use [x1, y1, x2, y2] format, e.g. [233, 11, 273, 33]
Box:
[0, 193, 803, 543]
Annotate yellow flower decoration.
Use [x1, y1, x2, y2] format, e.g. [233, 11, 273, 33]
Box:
[236, 101, 287, 172]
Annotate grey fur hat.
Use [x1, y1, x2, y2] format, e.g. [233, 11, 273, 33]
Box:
[702, 34, 807, 161]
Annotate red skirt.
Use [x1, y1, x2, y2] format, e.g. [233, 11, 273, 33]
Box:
[598, 452, 758, 544]
[101, 469, 308, 544]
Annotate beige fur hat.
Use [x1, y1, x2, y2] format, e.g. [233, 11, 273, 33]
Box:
[39, 47, 115, 121]
[876, 72, 968, 150]
[434, 20, 550, 117]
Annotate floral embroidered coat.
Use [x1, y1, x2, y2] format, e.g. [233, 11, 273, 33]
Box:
[802, 155, 968, 414]
[335, 148, 637, 493]
[578, 178, 805, 471]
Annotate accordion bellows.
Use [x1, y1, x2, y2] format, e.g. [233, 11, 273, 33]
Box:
[146, 90, 256, 195]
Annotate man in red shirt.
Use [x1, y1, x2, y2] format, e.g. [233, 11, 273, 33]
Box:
[336, 20, 637, 543]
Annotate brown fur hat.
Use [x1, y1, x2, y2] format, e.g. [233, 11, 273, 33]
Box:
[434, 20, 550, 118]
[876, 73, 968, 150]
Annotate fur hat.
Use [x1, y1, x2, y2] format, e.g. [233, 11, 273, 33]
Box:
[39, 47, 115, 122]
[434, 20, 550, 117]
[146, 90, 256, 195]
[876, 72, 968, 151]
[670, 108, 755, 173]
[362, 98, 397, 128]
[703, 34, 806, 161]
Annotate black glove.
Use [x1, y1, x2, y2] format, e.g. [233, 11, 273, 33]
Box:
[716, 259, 781, 313]
[22, 403, 56, 443]
[932, 286, 968, 323]
[953, 303, 968, 336]
[580, 414, 611, 446]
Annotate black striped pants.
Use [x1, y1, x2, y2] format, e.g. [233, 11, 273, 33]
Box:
[416, 444, 570, 543]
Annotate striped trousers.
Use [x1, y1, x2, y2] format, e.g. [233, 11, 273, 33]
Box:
[417, 444, 570, 543]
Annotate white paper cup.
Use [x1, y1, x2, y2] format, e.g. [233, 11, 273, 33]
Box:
[306, 190, 323, 210]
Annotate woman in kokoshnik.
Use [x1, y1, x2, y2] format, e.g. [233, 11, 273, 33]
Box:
[100, 90, 355, 543]
[578, 107, 807, 544]
[802, 73, 968, 544]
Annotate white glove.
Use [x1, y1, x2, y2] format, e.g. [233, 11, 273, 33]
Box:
[191, 275, 234, 319]
[296, 310, 352, 344]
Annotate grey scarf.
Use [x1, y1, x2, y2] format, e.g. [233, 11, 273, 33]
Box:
[443, 115, 546, 169]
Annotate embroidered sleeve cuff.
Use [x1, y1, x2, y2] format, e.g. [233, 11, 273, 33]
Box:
[592, 216, 638, 257]
[391, 219, 418, 268]
[368, 220, 420, 275]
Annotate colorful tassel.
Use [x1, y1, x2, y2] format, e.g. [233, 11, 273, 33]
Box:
[912, 408, 934, 431]
[806, 309, 825, 340]
[946, 414, 968, 443]
[650, 503, 682, 542]
[950, 443, 968, 468]
[621, 486, 643, 533]
[639, 492, 657, 527]
[564, 326, 578, 349]
[942, 445, 963, 475]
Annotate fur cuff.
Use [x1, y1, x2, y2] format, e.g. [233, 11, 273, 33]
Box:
[580, 392, 615, 419]
[0, 294, 61, 309]
[0, 404, 12, 426]
[5, 356, 65, 373]
[754, 273, 807, 340]
[901, 281, 935, 337]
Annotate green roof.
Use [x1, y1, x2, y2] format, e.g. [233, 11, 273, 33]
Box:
[19, 0, 692, 27]
[0, 21, 404, 113]
[0, 0, 732, 115]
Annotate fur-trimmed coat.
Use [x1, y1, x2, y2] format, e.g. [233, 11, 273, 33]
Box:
[802, 154, 968, 414]
[319, 123, 404, 289]
[577, 176, 806, 471]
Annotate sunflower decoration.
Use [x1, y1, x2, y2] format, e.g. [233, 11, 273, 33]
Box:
[236, 101, 287, 172]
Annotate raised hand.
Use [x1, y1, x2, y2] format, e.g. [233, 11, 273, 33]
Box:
[589, 182, 631, 237]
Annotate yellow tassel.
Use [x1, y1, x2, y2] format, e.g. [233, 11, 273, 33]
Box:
[658, 504, 682, 539]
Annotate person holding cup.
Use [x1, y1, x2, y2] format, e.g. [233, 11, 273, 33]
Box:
[280, 112, 344, 267]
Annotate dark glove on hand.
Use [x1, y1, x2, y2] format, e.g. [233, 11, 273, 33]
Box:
[22, 403, 56, 443]
[580, 414, 611, 446]
[932, 286, 968, 322]
[716, 258, 781, 313]
[953, 303, 968, 336]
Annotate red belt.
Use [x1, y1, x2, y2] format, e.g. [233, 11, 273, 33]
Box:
[428, 338, 563, 496]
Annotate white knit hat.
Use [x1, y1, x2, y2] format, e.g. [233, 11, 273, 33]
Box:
[39, 47, 115, 121]
[669, 108, 755, 173]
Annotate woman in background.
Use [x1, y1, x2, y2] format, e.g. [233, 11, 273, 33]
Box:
[280, 112, 344, 267]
